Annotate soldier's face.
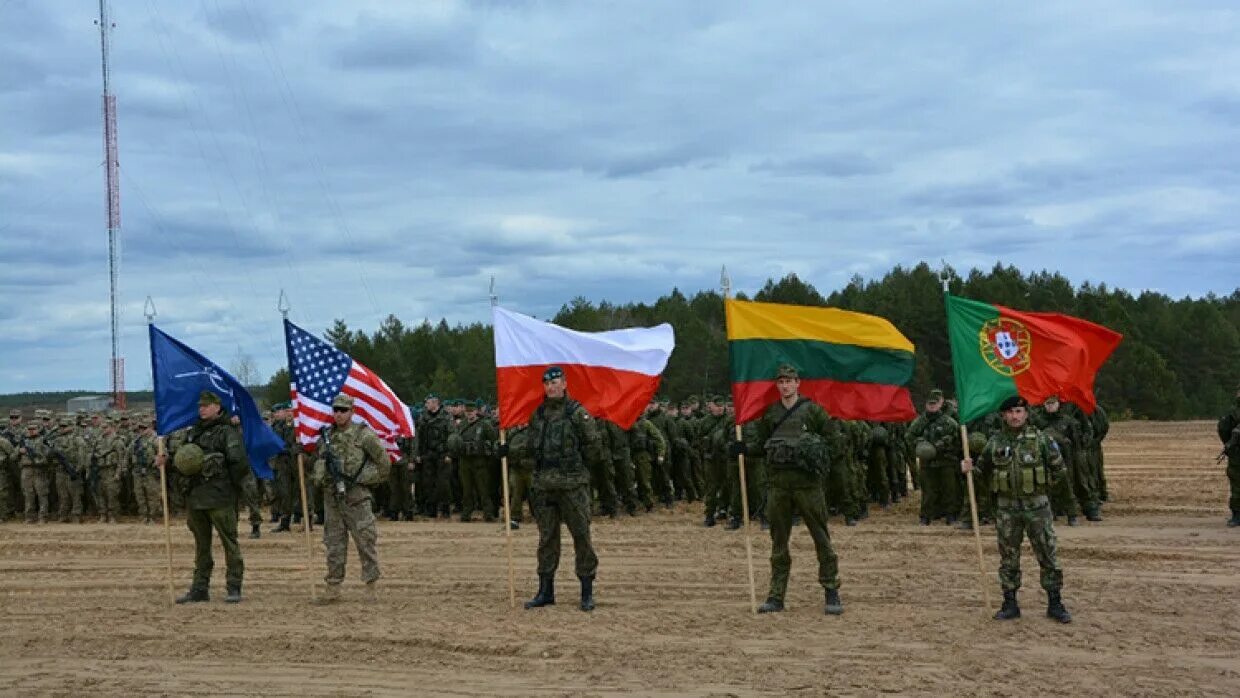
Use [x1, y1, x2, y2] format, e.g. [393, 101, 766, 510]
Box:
[199, 403, 221, 420]
[425, 398, 440, 412]
[926, 399, 942, 413]
[708, 403, 723, 416]
[466, 409, 478, 422]
[776, 377, 799, 399]
[1044, 399, 1060, 413]
[1002, 406, 1028, 428]
[543, 376, 567, 399]
[333, 406, 353, 427]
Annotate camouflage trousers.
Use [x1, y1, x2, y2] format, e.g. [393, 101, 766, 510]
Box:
[959, 469, 994, 522]
[96, 469, 123, 519]
[650, 455, 675, 504]
[322, 485, 379, 585]
[133, 472, 163, 520]
[588, 453, 617, 514]
[867, 449, 890, 506]
[1090, 445, 1108, 501]
[0, 467, 10, 520]
[766, 468, 839, 602]
[1050, 457, 1081, 518]
[1071, 450, 1100, 513]
[2, 461, 20, 520]
[21, 467, 50, 522]
[612, 456, 638, 513]
[54, 470, 85, 519]
[507, 465, 533, 522]
[673, 452, 698, 501]
[995, 496, 1062, 593]
[919, 463, 960, 520]
[239, 474, 263, 526]
[729, 456, 766, 520]
[703, 456, 728, 517]
[824, 457, 860, 520]
[459, 455, 495, 520]
[387, 461, 414, 516]
[631, 454, 656, 509]
[271, 461, 295, 518]
[532, 484, 598, 578]
[187, 505, 243, 592]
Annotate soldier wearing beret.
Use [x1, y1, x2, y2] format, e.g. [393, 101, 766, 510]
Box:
[509, 365, 604, 612]
[160, 390, 251, 604]
[311, 393, 390, 604]
[962, 395, 1072, 623]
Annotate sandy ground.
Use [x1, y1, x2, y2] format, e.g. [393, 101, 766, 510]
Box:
[1, 420, 1238, 696]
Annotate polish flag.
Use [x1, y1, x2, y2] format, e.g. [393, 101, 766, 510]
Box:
[492, 307, 675, 430]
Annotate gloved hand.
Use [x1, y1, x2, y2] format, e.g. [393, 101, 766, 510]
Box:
[496, 443, 509, 459]
[728, 440, 747, 457]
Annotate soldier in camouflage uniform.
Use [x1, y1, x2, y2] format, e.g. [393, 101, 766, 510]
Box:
[1218, 381, 1240, 527]
[603, 418, 640, 516]
[387, 434, 416, 522]
[163, 391, 251, 603]
[17, 421, 51, 523]
[865, 422, 891, 509]
[505, 423, 535, 528]
[962, 395, 1072, 623]
[1034, 396, 1090, 524]
[0, 435, 14, 522]
[727, 418, 766, 530]
[628, 413, 667, 513]
[1089, 404, 1111, 503]
[416, 394, 455, 519]
[735, 365, 843, 615]
[455, 401, 498, 522]
[822, 419, 859, 526]
[131, 415, 163, 524]
[588, 416, 618, 519]
[698, 396, 730, 526]
[646, 400, 678, 507]
[228, 414, 265, 539]
[3, 409, 23, 518]
[510, 366, 603, 612]
[957, 411, 1001, 529]
[92, 416, 128, 523]
[269, 402, 299, 531]
[907, 389, 961, 525]
[48, 416, 89, 523]
[311, 394, 390, 604]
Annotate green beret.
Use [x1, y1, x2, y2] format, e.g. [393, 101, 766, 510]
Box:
[776, 363, 799, 380]
[425, 392, 439, 401]
[465, 400, 479, 411]
[543, 365, 565, 381]
[199, 391, 222, 406]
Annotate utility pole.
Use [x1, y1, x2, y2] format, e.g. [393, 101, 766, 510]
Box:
[97, 0, 124, 408]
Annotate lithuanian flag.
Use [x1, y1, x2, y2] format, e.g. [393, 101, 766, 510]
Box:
[725, 299, 917, 424]
[946, 294, 1122, 424]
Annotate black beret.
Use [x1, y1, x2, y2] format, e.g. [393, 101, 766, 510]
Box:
[998, 395, 1027, 411]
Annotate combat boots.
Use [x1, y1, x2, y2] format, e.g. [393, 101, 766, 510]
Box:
[224, 584, 243, 604]
[824, 588, 843, 615]
[271, 516, 291, 533]
[1084, 507, 1102, 522]
[702, 513, 716, 527]
[1046, 590, 1071, 623]
[249, 523, 261, 539]
[994, 590, 1020, 620]
[1228, 510, 1240, 527]
[363, 581, 378, 603]
[757, 597, 784, 613]
[725, 515, 742, 531]
[524, 574, 555, 609]
[579, 575, 595, 612]
[175, 588, 209, 604]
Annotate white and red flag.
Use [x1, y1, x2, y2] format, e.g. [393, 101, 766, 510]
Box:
[283, 319, 414, 461]
[492, 306, 674, 429]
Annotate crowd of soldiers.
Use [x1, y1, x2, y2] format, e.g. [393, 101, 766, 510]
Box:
[0, 385, 1114, 536]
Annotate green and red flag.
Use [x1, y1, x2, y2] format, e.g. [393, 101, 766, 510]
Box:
[725, 298, 917, 424]
[945, 294, 1122, 424]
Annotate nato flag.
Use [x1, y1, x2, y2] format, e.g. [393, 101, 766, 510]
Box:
[149, 324, 280, 480]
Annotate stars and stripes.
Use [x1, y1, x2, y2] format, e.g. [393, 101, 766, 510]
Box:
[283, 319, 414, 461]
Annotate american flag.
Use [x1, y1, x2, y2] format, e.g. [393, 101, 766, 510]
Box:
[283, 319, 414, 461]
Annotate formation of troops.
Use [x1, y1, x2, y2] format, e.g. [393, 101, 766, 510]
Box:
[4, 372, 1237, 619]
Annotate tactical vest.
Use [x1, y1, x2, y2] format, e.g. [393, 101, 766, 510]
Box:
[990, 427, 1050, 498]
[458, 420, 490, 457]
[532, 399, 585, 472]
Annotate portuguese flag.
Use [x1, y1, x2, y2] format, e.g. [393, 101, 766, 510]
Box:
[725, 299, 917, 424]
[946, 294, 1122, 424]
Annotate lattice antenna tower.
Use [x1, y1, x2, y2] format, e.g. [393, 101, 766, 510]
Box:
[96, 0, 124, 408]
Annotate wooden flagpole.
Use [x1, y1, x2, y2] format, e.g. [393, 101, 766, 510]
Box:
[722, 267, 758, 615]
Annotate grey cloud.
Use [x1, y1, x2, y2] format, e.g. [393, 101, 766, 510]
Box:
[333, 14, 478, 70]
[750, 153, 888, 178]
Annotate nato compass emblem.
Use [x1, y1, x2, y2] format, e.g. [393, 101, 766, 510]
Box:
[978, 317, 1032, 376]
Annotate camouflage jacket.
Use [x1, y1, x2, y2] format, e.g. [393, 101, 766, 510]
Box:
[627, 417, 668, 461]
[753, 397, 834, 472]
[312, 421, 390, 490]
[131, 433, 159, 478]
[517, 396, 601, 491]
[976, 424, 1065, 500]
[453, 417, 497, 459]
[184, 415, 250, 510]
[907, 411, 960, 466]
[416, 408, 454, 459]
[47, 430, 90, 475]
[92, 432, 129, 473]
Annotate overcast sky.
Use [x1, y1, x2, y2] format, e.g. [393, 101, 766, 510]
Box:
[2, 0, 1238, 393]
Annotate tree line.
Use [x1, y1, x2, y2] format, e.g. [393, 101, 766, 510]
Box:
[259, 263, 1239, 421]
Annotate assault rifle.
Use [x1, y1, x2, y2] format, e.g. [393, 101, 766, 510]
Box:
[45, 438, 80, 481]
[86, 453, 102, 498]
[319, 427, 356, 502]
